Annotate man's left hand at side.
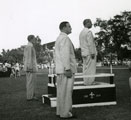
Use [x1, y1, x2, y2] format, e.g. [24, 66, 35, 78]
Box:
[64, 69, 72, 78]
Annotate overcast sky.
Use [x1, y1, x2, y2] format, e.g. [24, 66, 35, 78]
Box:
[0, 0, 131, 52]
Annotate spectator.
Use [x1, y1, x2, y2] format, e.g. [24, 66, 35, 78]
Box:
[23, 35, 38, 101]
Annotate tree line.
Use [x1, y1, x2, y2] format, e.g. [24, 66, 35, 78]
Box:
[0, 11, 131, 64]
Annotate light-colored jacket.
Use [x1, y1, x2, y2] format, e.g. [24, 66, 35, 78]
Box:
[23, 42, 38, 72]
[55, 32, 77, 74]
[79, 28, 97, 56]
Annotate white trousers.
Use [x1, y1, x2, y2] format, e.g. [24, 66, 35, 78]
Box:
[83, 55, 96, 85]
[56, 74, 74, 117]
[26, 72, 37, 99]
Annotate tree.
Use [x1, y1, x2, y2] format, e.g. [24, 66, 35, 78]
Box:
[0, 48, 24, 63]
[94, 11, 131, 60]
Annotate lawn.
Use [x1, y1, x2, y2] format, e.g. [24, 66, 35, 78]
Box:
[0, 67, 131, 120]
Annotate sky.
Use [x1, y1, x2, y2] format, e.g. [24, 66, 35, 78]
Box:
[0, 0, 131, 52]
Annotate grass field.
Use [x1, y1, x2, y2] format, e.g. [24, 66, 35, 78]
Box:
[0, 67, 131, 120]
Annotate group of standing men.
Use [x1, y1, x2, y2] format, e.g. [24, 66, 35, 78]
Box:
[23, 18, 97, 119]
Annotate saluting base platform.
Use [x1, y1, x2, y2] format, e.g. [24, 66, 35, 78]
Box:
[42, 73, 117, 108]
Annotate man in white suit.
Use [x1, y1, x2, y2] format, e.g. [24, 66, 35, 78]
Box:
[55, 21, 77, 119]
[23, 35, 38, 101]
[79, 19, 97, 85]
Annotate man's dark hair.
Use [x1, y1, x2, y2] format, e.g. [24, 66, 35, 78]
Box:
[27, 35, 35, 41]
[59, 21, 68, 30]
[83, 19, 91, 26]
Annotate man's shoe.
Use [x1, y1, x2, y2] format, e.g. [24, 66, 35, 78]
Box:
[60, 115, 77, 119]
[92, 81, 100, 85]
[33, 97, 39, 101]
[27, 99, 33, 101]
[27, 97, 39, 101]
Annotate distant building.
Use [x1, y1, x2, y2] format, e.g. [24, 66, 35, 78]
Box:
[42, 41, 55, 50]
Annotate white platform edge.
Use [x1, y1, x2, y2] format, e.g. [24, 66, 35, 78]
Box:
[74, 84, 115, 89]
[42, 94, 56, 101]
[48, 83, 115, 89]
[42, 94, 56, 107]
[48, 74, 57, 77]
[42, 95, 117, 108]
[75, 73, 114, 78]
[48, 73, 115, 78]
[72, 101, 117, 108]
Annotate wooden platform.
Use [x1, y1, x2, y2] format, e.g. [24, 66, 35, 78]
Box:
[42, 73, 117, 107]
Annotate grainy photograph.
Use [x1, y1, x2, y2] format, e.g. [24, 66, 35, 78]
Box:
[0, 0, 131, 120]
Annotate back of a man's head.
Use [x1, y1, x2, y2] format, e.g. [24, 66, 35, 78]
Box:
[27, 35, 35, 42]
[83, 19, 91, 27]
[59, 21, 68, 31]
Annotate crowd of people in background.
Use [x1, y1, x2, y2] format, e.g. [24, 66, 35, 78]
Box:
[0, 60, 23, 78]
